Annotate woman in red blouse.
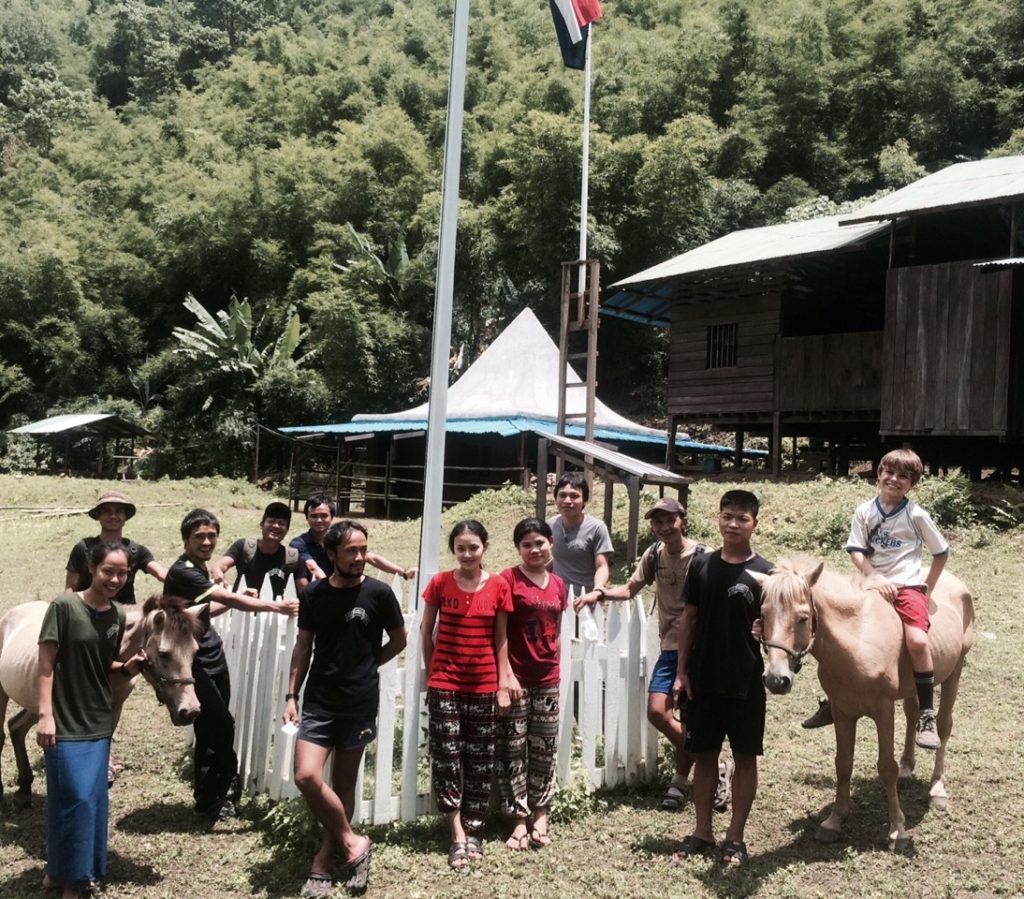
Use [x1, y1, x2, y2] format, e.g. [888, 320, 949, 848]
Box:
[497, 518, 567, 851]
[420, 520, 513, 869]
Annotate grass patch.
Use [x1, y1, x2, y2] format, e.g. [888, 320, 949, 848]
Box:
[1, 473, 1023, 897]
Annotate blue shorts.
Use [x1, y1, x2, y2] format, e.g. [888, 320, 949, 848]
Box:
[648, 650, 679, 695]
[298, 705, 377, 751]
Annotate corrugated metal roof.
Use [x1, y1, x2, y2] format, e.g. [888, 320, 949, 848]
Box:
[537, 431, 691, 485]
[610, 215, 889, 290]
[282, 416, 767, 457]
[840, 155, 1024, 224]
[9, 413, 149, 438]
[973, 257, 1024, 268]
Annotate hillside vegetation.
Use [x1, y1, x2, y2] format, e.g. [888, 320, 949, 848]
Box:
[4, 0, 1024, 472]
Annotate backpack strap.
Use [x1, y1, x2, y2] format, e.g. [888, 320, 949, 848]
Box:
[284, 545, 300, 572]
[241, 536, 259, 570]
[640, 540, 662, 586]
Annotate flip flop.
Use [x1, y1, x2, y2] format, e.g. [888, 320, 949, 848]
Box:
[448, 841, 468, 869]
[720, 839, 749, 867]
[299, 872, 332, 899]
[528, 827, 551, 849]
[506, 826, 530, 851]
[466, 835, 484, 860]
[343, 840, 373, 895]
[670, 834, 716, 864]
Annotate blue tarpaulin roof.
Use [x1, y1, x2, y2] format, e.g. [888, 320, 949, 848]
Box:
[281, 416, 767, 458]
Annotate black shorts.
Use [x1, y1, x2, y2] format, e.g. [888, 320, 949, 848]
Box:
[683, 692, 766, 756]
[298, 704, 377, 751]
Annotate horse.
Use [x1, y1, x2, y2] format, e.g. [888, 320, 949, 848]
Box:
[0, 594, 203, 808]
[753, 557, 974, 851]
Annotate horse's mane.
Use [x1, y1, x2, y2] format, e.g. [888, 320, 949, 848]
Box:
[141, 594, 205, 639]
[773, 555, 872, 606]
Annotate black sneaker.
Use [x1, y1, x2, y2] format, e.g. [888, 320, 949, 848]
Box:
[195, 800, 237, 821]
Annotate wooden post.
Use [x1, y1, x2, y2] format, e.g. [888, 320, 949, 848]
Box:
[535, 438, 549, 521]
[734, 429, 744, 470]
[253, 423, 260, 484]
[626, 475, 640, 566]
[603, 474, 614, 534]
[771, 413, 782, 477]
[664, 415, 677, 469]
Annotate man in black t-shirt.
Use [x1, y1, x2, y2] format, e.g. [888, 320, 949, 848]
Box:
[284, 520, 406, 897]
[65, 490, 167, 604]
[671, 490, 773, 869]
[210, 501, 300, 597]
[164, 508, 299, 821]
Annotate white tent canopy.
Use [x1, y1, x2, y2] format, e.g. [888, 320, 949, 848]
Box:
[349, 307, 666, 440]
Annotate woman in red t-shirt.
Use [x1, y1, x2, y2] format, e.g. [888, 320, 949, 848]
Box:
[420, 519, 513, 869]
[497, 517, 567, 851]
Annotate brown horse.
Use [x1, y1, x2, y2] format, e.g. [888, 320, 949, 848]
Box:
[0, 594, 203, 808]
[754, 557, 974, 850]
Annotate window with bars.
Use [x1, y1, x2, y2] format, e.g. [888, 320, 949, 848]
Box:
[706, 323, 738, 368]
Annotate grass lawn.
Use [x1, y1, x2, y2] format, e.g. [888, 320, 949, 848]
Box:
[1, 473, 1022, 898]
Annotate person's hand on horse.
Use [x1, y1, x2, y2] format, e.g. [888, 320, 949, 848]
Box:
[122, 649, 147, 678]
[751, 618, 764, 641]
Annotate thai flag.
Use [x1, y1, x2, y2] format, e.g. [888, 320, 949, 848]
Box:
[550, 0, 603, 70]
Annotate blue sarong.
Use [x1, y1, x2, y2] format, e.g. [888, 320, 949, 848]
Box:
[45, 738, 111, 888]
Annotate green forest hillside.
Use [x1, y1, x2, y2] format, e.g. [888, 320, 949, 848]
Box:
[3, 0, 1024, 473]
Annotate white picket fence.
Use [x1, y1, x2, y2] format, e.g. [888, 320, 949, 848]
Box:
[212, 575, 664, 825]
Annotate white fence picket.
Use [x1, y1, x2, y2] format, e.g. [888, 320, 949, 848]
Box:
[203, 578, 666, 824]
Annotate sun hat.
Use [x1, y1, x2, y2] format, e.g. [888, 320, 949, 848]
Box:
[89, 491, 137, 521]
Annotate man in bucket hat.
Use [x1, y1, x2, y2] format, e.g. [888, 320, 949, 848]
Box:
[64, 490, 167, 605]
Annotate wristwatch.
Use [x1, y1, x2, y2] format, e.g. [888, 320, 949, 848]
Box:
[284, 692, 299, 702]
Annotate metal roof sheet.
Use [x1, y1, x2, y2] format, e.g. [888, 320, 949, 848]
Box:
[536, 431, 691, 485]
[610, 215, 889, 290]
[9, 413, 149, 438]
[840, 155, 1024, 224]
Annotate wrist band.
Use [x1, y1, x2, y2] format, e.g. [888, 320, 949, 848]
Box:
[285, 692, 299, 702]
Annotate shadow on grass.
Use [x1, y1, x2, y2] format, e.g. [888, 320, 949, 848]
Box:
[0, 849, 161, 899]
[632, 772, 935, 898]
[116, 799, 257, 836]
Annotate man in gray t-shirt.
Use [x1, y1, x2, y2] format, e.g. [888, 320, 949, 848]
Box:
[547, 472, 613, 600]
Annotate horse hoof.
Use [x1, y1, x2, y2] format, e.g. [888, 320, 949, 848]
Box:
[889, 836, 911, 853]
[12, 794, 31, 811]
[815, 826, 841, 844]
[929, 794, 948, 811]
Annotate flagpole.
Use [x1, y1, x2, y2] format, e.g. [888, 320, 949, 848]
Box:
[415, 0, 469, 600]
[577, 28, 592, 299]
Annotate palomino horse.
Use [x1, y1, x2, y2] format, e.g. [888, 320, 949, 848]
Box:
[0, 594, 203, 808]
[754, 558, 974, 850]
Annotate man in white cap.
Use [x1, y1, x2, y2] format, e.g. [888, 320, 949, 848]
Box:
[65, 490, 166, 605]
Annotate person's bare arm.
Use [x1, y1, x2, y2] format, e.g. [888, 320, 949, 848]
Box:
[283, 628, 313, 724]
[494, 609, 519, 710]
[36, 642, 58, 750]
[379, 626, 408, 666]
[420, 604, 439, 675]
[573, 577, 640, 612]
[209, 556, 236, 588]
[923, 553, 947, 596]
[144, 560, 168, 582]
[850, 550, 897, 600]
[207, 585, 299, 616]
[672, 604, 698, 703]
[367, 552, 416, 581]
[64, 571, 79, 593]
[593, 553, 611, 590]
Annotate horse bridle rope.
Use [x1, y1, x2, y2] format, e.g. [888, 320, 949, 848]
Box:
[760, 587, 818, 674]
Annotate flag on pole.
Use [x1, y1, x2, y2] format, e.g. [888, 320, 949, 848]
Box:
[550, 0, 603, 70]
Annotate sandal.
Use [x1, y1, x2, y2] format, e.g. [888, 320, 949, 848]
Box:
[343, 840, 372, 895]
[670, 834, 716, 864]
[528, 827, 551, 849]
[448, 842, 468, 870]
[660, 783, 689, 811]
[720, 839, 749, 867]
[299, 872, 333, 899]
[506, 824, 530, 851]
[714, 759, 734, 813]
[466, 835, 484, 860]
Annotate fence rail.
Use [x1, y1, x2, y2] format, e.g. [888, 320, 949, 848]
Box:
[215, 575, 663, 825]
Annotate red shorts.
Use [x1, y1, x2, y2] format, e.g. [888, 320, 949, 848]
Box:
[894, 586, 930, 632]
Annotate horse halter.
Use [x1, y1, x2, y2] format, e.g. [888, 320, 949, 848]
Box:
[760, 587, 818, 674]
